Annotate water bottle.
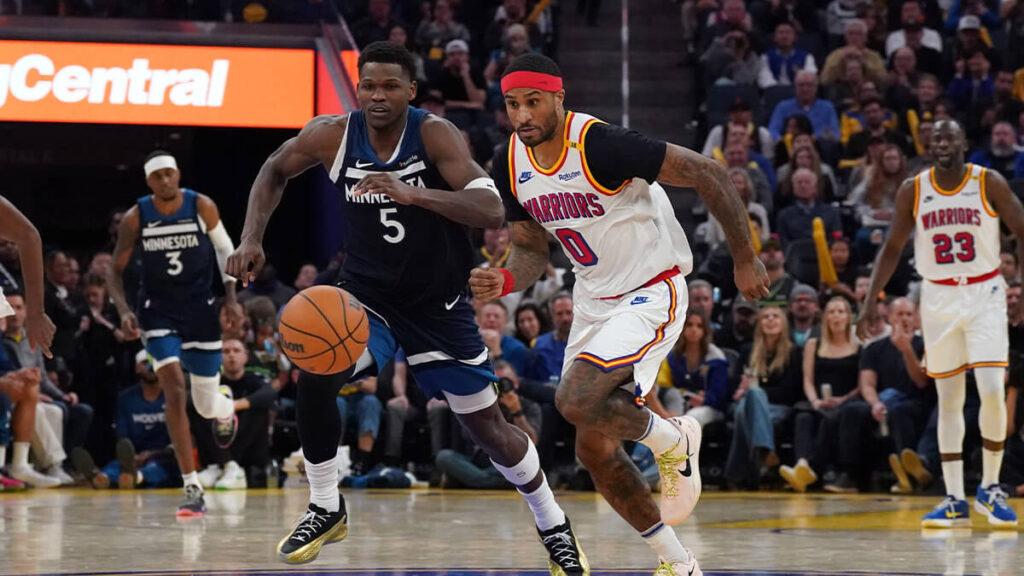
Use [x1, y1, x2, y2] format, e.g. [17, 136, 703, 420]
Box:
[820, 383, 833, 400]
[712, 286, 721, 304]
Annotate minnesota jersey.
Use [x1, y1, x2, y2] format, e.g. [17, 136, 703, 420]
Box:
[913, 164, 1001, 281]
[503, 111, 693, 299]
[136, 189, 216, 305]
[329, 107, 474, 304]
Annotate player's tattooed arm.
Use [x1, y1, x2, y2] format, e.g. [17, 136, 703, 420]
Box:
[228, 115, 344, 284]
[656, 143, 770, 300]
[983, 168, 1024, 273]
[107, 207, 142, 340]
[470, 219, 549, 300]
[857, 179, 917, 340]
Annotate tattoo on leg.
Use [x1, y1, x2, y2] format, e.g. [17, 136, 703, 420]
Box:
[578, 431, 660, 531]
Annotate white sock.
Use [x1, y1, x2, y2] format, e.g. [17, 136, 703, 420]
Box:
[637, 412, 682, 456]
[12, 441, 29, 468]
[941, 458, 965, 501]
[641, 522, 689, 564]
[305, 457, 340, 513]
[982, 449, 1004, 488]
[191, 375, 235, 420]
[182, 471, 201, 490]
[519, 476, 567, 531]
[0, 445, 6, 466]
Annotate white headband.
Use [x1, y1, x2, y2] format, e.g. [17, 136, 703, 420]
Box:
[144, 155, 178, 178]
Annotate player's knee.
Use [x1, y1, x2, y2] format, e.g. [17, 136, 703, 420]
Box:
[574, 435, 613, 469]
[554, 386, 589, 427]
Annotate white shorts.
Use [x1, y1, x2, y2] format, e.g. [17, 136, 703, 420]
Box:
[920, 275, 1008, 378]
[564, 274, 687, 402]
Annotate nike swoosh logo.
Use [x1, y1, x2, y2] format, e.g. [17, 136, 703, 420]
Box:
[679, 435, 692, 478]
[355, 160, 375, 168]
[688, 567, 695, 576]
[146, 221, 161, 228]
[207, 297, 216, 306]
[444, 295, 459, 310]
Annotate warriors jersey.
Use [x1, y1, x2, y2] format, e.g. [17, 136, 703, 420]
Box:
[913, 163, 1001, 281]
[495, 111, 693, 299]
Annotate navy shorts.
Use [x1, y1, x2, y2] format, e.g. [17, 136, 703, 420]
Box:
[139, 295, 221, 377]
[343, 282, 496, 401]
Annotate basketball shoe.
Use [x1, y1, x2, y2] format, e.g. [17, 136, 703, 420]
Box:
[177, 484, 207, 518]
[116, 438, 137, 489]
[654, 550, 702, 576]
[921, 495, 970, 528]
[537, 518, 589, 576]
[657, 415, 702, 525]
[975, 484, 1018, 526]
[277, 502, 349, 564]
[214, 385, 238, 448]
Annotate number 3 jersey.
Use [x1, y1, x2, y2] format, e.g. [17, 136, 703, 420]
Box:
[495, 111, 693, 299]
[913, 163, 1001, 281]
[137, 188, 216, 306]
[330, 107, 474, 305]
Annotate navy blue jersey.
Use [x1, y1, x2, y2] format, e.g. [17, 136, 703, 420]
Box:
[136, 189, 216, 306]
[333, 107, 474, 304]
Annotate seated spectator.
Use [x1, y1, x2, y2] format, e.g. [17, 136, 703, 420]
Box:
[524, 294, 572, 386]
[702, 98, 775, 162]
[858, 298, 935, 493]
[979, 69, 1022, 137]
[886, 48, 920, 113]
[77, 273, 124, 462]
[847, 144, 908, 258]
[389, 25, 428, 83]
[191, 339, 276, 490]
[768, 71, 840, 141]
[1003, 281, 1024, 495]
[474, 227, 510, 268]
[901, 19, 944, 79]
[1001, 247, 1020, 283]
[776, 144, 839, 207]
[657, 309, 729, 427]
[427, 39, 486, 122]
[4, 292, 91, 471]
[0, 239, 23, 295]
[772, 116, 815, 167]
[823, 54, 867, 113]
[71, 351, 176, 489]
[483, 24, 534, 108]
[716, 297, 760, 351]
[821, 20, 887, 86]
[435, 360, 540, 489]
[907, 119, 937, 174]
[759, 21, 817, 89]
[484, 0, 543, 56]
[415, 0, 471, 62]
[478, 300, 528, 376]
[687, 279, 717, 321]
[513, 301, 551, 348]
[244, 296, 290, 390]
[701, 29, 763, 86]
[844, 98, 915, 163]
[44, 250, 83, 374]
[754, 237, 797, 309]
[776, 169, 842, 247]
[725, 306, 803, 487]
[885, 2, 942, 57]
[0, 358, 59, 487]
[383, 350, 445, 470]
[87, 251, 112, 278]
[703, 169, 771, 250]
[724, 143, 775, 211]
[945, 0, 1000, 35]
[838, 82, 898, 144]
[968, 122, 1024, 180]
[947, 51, 996, 114]
[700, 0, 758, 53]
[237, 264, 295, 311]
[828, 236, 860, 293]
[899, 75, 942, 157]
[763, 0, 818, 35]
[293, 264, 318, 292]
[351, 0, 402, 48]
[788, 284, 820, 346]
[825, 0, 863, 38]
[781, 296, 862, 492]
[337, 374, 383, 478]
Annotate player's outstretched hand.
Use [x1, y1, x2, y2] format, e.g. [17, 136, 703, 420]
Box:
[121, 311, 142, 341]
[25, 311, 55, 359]
[227, 240, 266, 286]
[354, 172, 420, 205]
[734, 259, 771, 302]
[856, 301, 879, 341]
[470, 267, 506, 301]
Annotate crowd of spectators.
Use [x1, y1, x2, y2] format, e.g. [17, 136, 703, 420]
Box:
[4, 0, 1024, 500]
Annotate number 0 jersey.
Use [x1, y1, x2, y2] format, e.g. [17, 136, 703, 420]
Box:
[912, 163, 1001, 281]
[496, 111, 693, 300]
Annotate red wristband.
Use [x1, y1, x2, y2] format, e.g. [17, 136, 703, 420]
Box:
[498, 268, 515, 297]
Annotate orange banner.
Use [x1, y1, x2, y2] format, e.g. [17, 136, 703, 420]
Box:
[0, 41, 314, 128]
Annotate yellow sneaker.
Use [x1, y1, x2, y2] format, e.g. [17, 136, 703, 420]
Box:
[657, 416, 702, 525]
[276, 503, 348, 564]
[654, 550, 702, 576]
[538, 518, 589, 576]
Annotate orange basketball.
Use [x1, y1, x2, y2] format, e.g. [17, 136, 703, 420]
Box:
[279, 286, 369, 375]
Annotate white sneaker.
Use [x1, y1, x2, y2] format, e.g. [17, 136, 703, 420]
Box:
[657, 415, 702, 526]
[45, 465, 76, 486]
[654, 550, 702, 576]
[215, 461, 247, 490]
[8, 464, 61, 488]
[197, 464, 222, 489]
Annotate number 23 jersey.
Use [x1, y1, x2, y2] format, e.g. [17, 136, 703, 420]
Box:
[912, 163, 1001, 281]
[494, 111, 693, 300]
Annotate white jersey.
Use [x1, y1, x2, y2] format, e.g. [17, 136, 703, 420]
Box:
[913, 163, 1001, 282]
[0, 286, 12, 318]
[504, 111, 693, 299]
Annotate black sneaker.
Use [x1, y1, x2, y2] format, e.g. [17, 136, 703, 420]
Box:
[70, 447, 110, 490]
[116, 438, 137, 489]
[537, 518, 590, 576]
[213, 385, 238, 449]
[823, 472, 859, 494]
[176, 484, 207, 518]
[276, 502, 349, 564]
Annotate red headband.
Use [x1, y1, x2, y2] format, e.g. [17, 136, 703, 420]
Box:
[501, 71, 563, 94]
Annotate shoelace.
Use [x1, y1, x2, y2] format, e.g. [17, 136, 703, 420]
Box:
[291, 510, 327, 543]
[985, 487, 1010, 509]
[183, 485, 204, 507]
[542, 530, 580, 569]
[655, 440, 689, 498]
[654, 561, 678, 576]
[933, 496, 959, 512]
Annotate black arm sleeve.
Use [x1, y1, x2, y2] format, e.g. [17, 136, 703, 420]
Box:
[242, 373, 278, 411]
[490, 140, 533, 222]
[581, 122, 667, 191]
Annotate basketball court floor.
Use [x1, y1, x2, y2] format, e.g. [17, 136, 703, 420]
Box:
[1, 488, 1021, 576]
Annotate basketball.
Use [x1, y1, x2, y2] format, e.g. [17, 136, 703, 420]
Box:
[278, 286, 369, 375]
